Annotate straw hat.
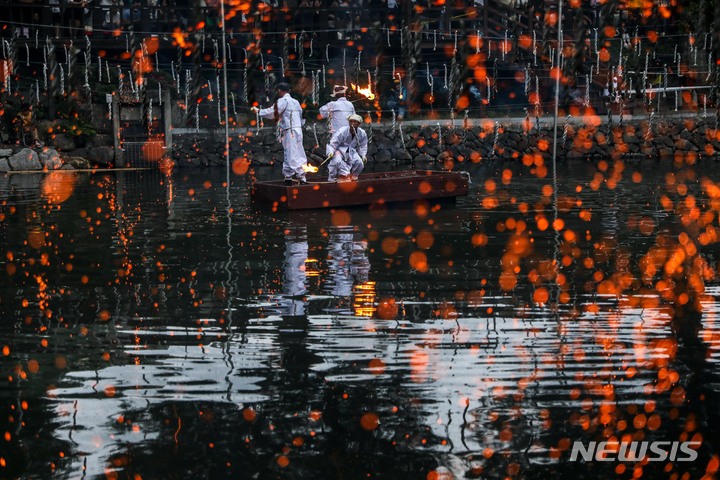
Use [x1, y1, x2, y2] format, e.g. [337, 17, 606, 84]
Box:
[331, 85, 348, 97]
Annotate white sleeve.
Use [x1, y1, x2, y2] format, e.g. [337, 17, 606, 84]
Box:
[329, 128, 344, 150]
[259, 97, 286, 119]
[258, 105, 275, 119]
[319, 102, 332, 119]
[358, 129, 368, 156]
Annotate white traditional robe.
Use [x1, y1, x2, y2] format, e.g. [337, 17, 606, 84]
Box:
[281, 233, 308, 317]
[327, 125, 368, 181]
[259, 93, 308, 181]
[319, 97, 356, 155]
[326, 229, 370, 302]
[319, 97, 356, 134]
[327, 232, 355, 298]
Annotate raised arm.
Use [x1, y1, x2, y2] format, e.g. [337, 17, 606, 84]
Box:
[328, 127, 345, 152]
[357, 129, 368, 157]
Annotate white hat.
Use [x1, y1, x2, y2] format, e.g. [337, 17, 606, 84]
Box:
[347, 114, 363, 123]
[331, 85, 348, 97]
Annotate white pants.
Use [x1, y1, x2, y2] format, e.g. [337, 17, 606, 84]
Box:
[282, 128, 308, 181]
[326, 147, 364, 181]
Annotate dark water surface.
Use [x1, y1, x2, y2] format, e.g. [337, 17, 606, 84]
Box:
[1, 160, 719, 479]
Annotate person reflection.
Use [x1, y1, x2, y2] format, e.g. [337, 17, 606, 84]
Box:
[272, 226, 321, 391]
[279, 227, 309, 318]
[325, 227, 370, 310]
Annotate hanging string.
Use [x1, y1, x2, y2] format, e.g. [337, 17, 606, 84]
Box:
[524, 65, 530, 96]
[242, 64, 248, 104]
[185, 70, 191, 113]
[502, 31, 507, 61]
[42, 46, 48, 91]
[195, 102, 200, 131]
[59, 64, 65, 95]
[534, 75, 540, 129]
[645, 110, 654, 144]
[217, 79, 222, 124]
[312, 70, 319, 104]
[492, 121, 499, 156]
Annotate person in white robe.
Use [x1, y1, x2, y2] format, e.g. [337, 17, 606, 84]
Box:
[325, 114, 368, 182]
[319, 85, 356, 157]
[252, 83, 308, 185]
[280, 228, 308, 317]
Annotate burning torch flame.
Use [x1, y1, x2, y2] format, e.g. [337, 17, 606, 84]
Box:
[351, 83, 375, 101]
[302, 163, 319, 173]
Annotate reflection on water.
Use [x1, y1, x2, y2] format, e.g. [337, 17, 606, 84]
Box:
[0, 162, 719, 479]
[280, 227, 309, 317]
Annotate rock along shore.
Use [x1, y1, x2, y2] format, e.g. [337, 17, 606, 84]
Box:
[1, 115, 717, 173]
[172, 116, 719, 169]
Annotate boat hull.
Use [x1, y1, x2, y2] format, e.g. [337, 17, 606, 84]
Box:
[251, 170, 469, 210]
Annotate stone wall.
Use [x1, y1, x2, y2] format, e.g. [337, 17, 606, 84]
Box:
[4, 116, 717, 173]
[172, 117, 720, 169]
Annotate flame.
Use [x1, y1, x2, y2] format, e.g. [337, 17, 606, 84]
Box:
[302, 163, 319, 173]
[351, 83, 376, 101]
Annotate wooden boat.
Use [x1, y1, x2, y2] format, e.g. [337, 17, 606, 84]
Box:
[251, 170, 470, 210]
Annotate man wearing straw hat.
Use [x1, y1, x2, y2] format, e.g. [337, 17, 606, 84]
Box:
[325, 113, 367, 182]
[252, 82, 308, 185]
[319, 85, 356, 137]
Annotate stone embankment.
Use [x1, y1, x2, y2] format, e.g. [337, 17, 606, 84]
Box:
[1, 116, 716, 173]
[0, 124, 113, 172]
[171, 117, 720, 169]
